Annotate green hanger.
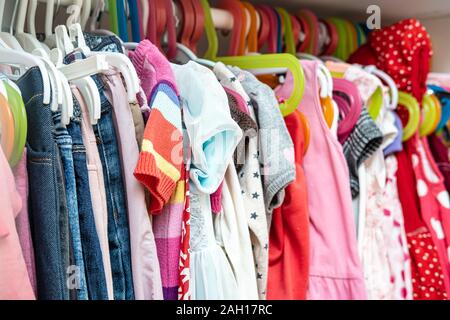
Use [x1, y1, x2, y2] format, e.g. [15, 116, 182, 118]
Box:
[327, 18, 347, 61]
[200, 0, 219, 60]
[214, 54, 305, 116]
[108, 0, 119, 35]
[4, 80, 27, 168]
[367, 86, 383, 120]
[276, 8, 295, 55]
[419, 93, 438, 137]
[398, 91, 420, 141]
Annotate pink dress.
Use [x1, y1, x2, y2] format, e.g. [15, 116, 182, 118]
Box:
[0, 148, 35, 299]
[299, 61, 366, 299]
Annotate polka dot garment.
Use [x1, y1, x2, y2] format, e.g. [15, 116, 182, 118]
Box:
[407, 136, 450, 295]
[408, 231, 447, 300]
[349, 19, 432, 103]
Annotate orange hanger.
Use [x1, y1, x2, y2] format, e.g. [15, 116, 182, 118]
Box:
[237, 2, 249, 55]
[217, 0, 243, 56]
[296, 110, 310, 156]
[242, 2, 258, 53]
[430, 94, 442, 133]
[320, 96, 334, 128]
[189, 0, 205, 54]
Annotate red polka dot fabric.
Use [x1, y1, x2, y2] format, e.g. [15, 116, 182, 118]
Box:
[407, 231, 447, 300]
[349, 19, 432, 102]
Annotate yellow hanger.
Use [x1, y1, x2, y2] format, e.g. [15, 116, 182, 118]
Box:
[419, 93, 440, 137]
[429, 94, 442, 133]
[214, 54, 305, 116]
[398, 91, 420, 141]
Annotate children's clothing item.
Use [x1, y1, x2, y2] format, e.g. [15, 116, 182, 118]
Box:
[132, 40, 183, 213]
[0, 148, 35, 299]
[349, 19, 432, 103]
[132, 42, 184, 300]
[172, 61, 243, 300]
[409, 136, 450, 294]
[396, 141, 447, 300]
[13, 150, 37, 296]
[384, 112, 404, 156]
[229, 67, 295, 226]
[267, 111, 310, 300]
[76, 87, 114, 300]
[358, 108, 412, 300]
[18, 67, 69, 300]
[428, 133, 450, 192]
[342, 107, 383, 198]
[214, 62, 268, 299]
[105, 71, 163, 300]
[295, 61, 366, 300]
[214, 162, 259, 300]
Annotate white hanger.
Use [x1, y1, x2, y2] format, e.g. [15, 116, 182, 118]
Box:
[72, 77, 101, 124]
[80, 0, 91, 30]
[0, 47, 51, 104]
[50, 47, 75, 125]
[15, 0, 51, 55]
[364, 65, 399, 110]
[0, 0, 24, 51]
[69, 23, 140, 102]
[32, 48, 61, 113]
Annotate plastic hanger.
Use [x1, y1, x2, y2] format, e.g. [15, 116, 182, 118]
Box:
[0, 47, 51, 104]
[317, 63, 334, 128]
[189, 0, 205, 54]
[429, 93, 442, 133]
[163, 0, 178, 60]
[318, 19, 337, 56]
[397, 91, 420, 141]
[108, 0, 119, 35]
[257, 5, 277, 54]
[364, 65, 399, 110]
[176, 0, 196, 50]
[215, 54, 305, 117]
[242, 2, 258, 54]
[237, 2, 249, 56]
[199, 0, 218, 60]
[69, 23, 140, 102]
[255, 5, 269, 52]
[49, 47, 74, 125]
[290, 13, 301, 51]
[296, 14, 310, 53]
[0, 88, 15, 162]
[3, 81, 27, 167]
[274, 8, 282, 53]
[80, 0, 92, 30]
[216, 0, 243, 57]
[296, 110, 310, 156]
[0, 0, 24, 51]
[276, 7, 295, 55]
[116, 0, 129, 42]
[138, 0, 149, 38]
[297, 9, 319, 55]
[15, 0, 51, 55]
[419, 93, 439, 137]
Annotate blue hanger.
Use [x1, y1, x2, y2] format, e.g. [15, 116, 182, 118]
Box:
[128, 0, 141, 42]
[428, 85, 450, 132]
[117, 0, 129, 42]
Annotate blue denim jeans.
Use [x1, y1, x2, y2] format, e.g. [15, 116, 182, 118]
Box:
[66, 98, 109, 300]
[93, 76, 135, 300]
[16, 67, 69, 300]
[53, 111, 89, 300]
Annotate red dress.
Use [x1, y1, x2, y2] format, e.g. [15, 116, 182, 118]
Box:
[396, 137, 448, 300]
[267, 111, 310, 300]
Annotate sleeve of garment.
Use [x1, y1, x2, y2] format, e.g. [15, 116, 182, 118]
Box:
[230, 67, 296, 213]
[134, 83, 183, 213]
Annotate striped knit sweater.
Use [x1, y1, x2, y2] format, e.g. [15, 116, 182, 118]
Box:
[132, 40, 184, 300]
